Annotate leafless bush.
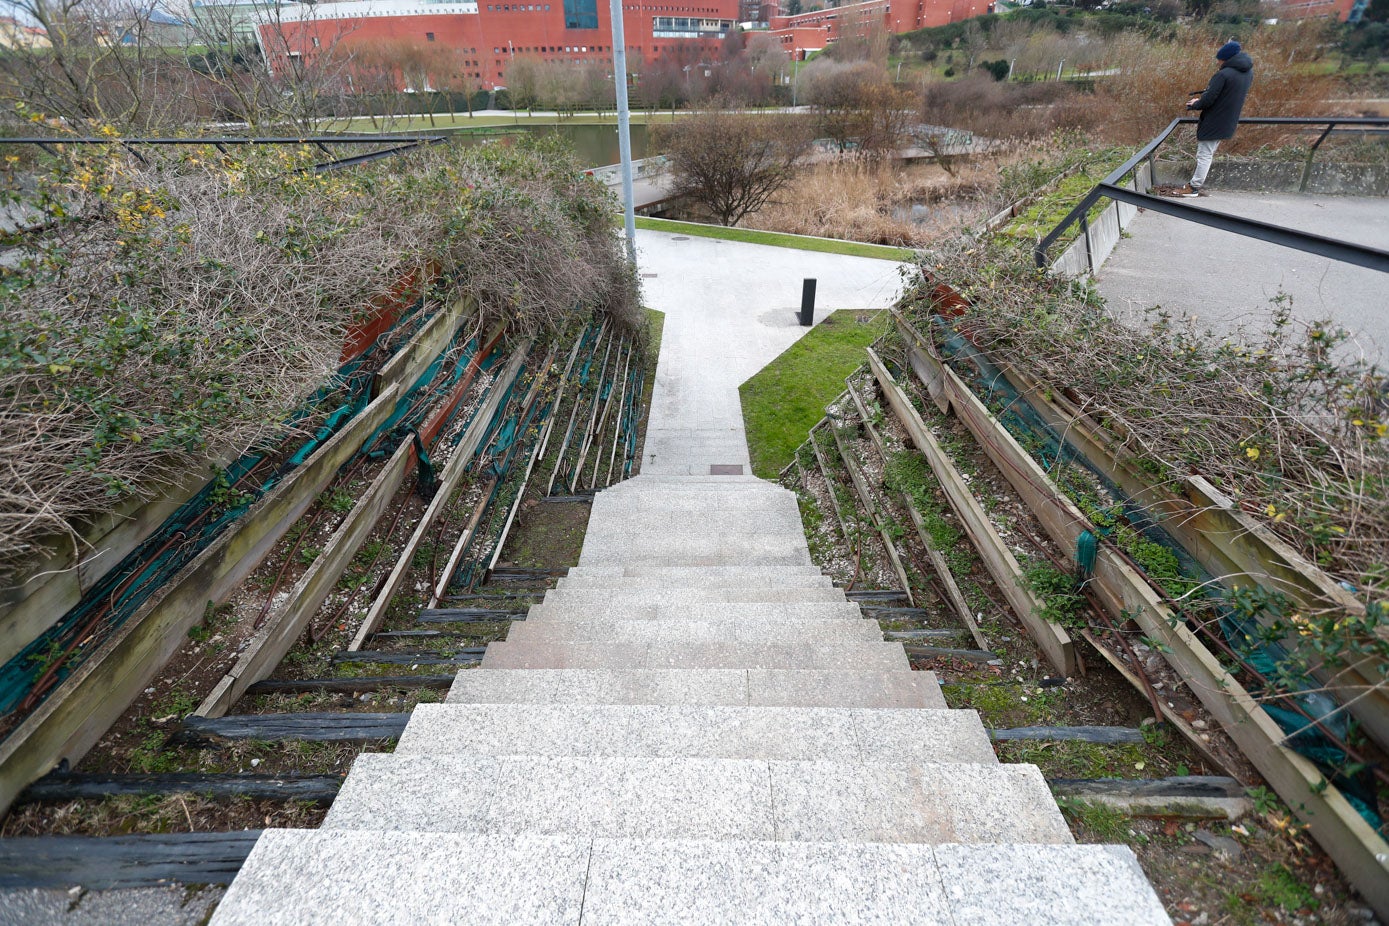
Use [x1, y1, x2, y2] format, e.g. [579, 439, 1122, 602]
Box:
[920, 74, 1088, 141]
[0, 137, 637, 578]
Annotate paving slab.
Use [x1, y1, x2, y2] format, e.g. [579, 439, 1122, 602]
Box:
[534, 587, 850, 607]
[526, 601, 864, 623]
[580, 838, 952, 925]
[209, 830, 588, 926]
[396, 703, 995, 763]
[445, 668, 946, 708]
[481, 640, 909, 671]
[323, 755, 1067, 844]
[504, 617, 881, 644]
[936, 843, 1171, 925]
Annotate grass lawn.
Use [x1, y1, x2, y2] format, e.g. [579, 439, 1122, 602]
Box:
[740, 310, 890, 479]
[635, 217, 915, 262]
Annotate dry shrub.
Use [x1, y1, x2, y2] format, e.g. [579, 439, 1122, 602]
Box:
[920, 74, 1089, 141]
[909, 237, 1387, 614]
[1091, 24, 1347, 150]
[0, 137, 637, 578]
[743, 159, 999, 247]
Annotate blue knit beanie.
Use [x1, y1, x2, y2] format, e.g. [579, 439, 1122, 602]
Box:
[1216, 40, 1241, 61]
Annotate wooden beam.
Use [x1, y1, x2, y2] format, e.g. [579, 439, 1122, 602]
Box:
[197, 439, 415, 719]
[845, 373, 988, 650]
[990, 726, 1144, 744]
[0, 386, 400, 817]
[17, 773, 342, 805]
[173, 712, 408, 745]
[0, 832, 261, 889]
[827, 419, 916, 607]
[867, 348, 1075, 676]
[807, 421, 853, 547]
[244, 675, 455, 695]
[372, 296, 470, 400]
[349, 342, 530, 651]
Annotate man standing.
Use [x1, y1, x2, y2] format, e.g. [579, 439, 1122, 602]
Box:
[1176, 40, 1254, 197]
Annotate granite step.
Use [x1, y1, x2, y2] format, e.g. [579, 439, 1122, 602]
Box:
[562, 565, 827, 579]
[480, 640, 910, 671]
[536, 587, 850, 607]
[504, 617, 881, 644]
[523, 601, 866, 623]
[556, 573, 833, 590]
[396, 703, 997, 764]
[445, 668, 947, 708]
[213, 832, 1170, 926]
[322, 754, 1072, 845]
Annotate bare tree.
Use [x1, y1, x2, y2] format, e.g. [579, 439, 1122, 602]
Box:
[655, 107, 812, 226]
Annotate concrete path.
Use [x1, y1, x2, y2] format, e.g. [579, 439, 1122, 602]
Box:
[635, 230, 903, 474]
[211, 232, 1171, 924]
[1096, 191, 1389, 361]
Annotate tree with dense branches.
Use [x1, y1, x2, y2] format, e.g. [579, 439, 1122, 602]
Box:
[655, 108, 812, 226]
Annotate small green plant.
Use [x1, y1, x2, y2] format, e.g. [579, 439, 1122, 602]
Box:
[1056, 798, 1133, 842]
[298, 545, 321, 566]
[1254, 863, 1318, 912]
[1246, 785, 1279, 815]
[1022, 561, 1086, 629]
[320, 488, 355, 515]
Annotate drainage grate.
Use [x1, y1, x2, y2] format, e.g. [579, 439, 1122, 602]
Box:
[709, 464, 744, 475]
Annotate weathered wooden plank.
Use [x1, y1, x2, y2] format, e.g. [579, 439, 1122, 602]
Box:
[846, 373, 988, 650]
[843, 590, 910, 602]
[990, 726, 1145, 744]
[1079, 628, 1236, 779]
[349, 341, 530, 651]
[902, 644, 996, 662]
[173, 712, 408, 745]
[0, 387, 401, 817]
[1002, 364, 1389, 750]
[198, 438, 416, 719]
[807, 421, 853, 547]
[827, 418, 915, 607]
[485, 344, 562, 574]
[417, 608, 526, 623]
[0, 466, 217, 670]
[0, 832, 261, 889]
[331, 649, 484, 666]
[373, 296, 470, 400]
[1048, 776, 1244, 799]
[868, 347, 1075, 676]
[903, 322, 1389, 919]
[245, 676, 455, 696]
[883, 629, 969, 640]
[17, 773, 342, 805]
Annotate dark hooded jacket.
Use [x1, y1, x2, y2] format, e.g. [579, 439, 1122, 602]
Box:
[1189, 51, 1254, 141]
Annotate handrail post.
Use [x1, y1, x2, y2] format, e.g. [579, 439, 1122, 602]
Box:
[1300, 121, 1337, 194]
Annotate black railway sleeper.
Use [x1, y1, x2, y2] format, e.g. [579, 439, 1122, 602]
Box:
[1048, 775, 1244, 798]
[246, 676, 455, 696]
[989, 726, 1146, 744]
[417, 608, 527, 623]
[0, 831, 262, 889]
[17, 773, 343, 806]
[172, 712, 410, 746]
[331, 649, 486, 666]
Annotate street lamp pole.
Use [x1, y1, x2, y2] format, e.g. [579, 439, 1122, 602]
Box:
[608, 0, 637, 263]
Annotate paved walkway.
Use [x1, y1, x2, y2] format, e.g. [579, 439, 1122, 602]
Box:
[211, 233, 1170, 924]
[1096, 191, 1389, 361]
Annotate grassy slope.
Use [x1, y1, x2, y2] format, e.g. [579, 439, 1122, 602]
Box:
[739, 310, 890, 479]
[635, 217, 915, 262]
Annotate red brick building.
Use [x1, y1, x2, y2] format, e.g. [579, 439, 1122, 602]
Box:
[256, 0, 986, 89]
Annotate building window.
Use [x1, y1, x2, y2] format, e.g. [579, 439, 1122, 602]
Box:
[563, 0, 598, 28]
[426, 31, 435, 40]
[311, 36, 320, 47]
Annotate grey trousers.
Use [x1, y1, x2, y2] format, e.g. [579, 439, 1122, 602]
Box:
[1191, 139, 1220, 189]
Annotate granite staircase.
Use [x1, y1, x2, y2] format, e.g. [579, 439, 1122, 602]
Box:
[212, 474, 1171, 925]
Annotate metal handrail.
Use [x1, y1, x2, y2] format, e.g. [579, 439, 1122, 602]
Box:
[0, 134, 449, 172]
[1033, 116, 1389, 274]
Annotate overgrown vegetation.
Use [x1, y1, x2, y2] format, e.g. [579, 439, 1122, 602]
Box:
[903, 233, 1387, 710]
[0, 135, 640, 578]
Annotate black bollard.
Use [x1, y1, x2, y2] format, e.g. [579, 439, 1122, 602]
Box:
[799, 278, 817, 327]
